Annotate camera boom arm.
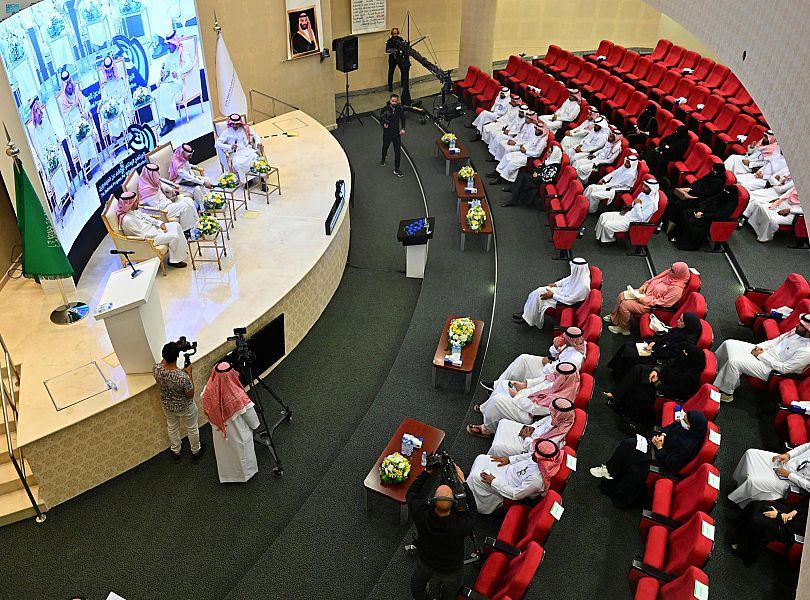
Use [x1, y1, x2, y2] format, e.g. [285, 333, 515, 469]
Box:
[403, 41, 453, 97]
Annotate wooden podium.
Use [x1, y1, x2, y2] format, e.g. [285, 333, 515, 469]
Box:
[94, 258, 166, 374]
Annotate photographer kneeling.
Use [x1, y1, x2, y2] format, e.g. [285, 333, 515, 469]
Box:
[406, 460, 477, 600]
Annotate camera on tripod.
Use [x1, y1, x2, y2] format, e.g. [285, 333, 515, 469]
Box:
[176, 336, 197, 367]
[424, 450, 469, 511]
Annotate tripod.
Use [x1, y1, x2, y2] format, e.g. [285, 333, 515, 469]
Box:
[337, 71, 362, 126]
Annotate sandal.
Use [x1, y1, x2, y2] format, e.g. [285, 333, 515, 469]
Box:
[473, 404, 482, 414]
[466, 424, 493, 439]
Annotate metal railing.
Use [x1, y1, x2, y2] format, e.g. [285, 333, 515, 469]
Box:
[248, 90, 300, 122]
[0, 350, 45, 523]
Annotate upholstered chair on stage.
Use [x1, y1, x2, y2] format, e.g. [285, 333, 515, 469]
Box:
[101, 198, 169, 276]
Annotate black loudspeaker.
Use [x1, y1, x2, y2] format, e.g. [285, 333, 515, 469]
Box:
[332, 35, 359, 73]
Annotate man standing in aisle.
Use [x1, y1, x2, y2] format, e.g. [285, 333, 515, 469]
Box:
[380, 93, 406, 177]
[386, 27, 405, 92]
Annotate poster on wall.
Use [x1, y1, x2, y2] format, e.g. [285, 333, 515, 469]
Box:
[285, 0, 324, 60]
[351, 0, 387, 35]
[0, 0, 214, 254]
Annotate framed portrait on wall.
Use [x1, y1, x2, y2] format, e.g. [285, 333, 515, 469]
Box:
[285, 1, 322, 59]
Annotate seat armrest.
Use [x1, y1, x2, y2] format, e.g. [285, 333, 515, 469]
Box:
[459, 587, 490, 600]
[648, 463, 685, 481]
[746, 286, 775, 295]
[795, 534, 805, 545]
[641, 509, 682, 529]
[483, 536, 521, 557]
[630, 558, 677, 583]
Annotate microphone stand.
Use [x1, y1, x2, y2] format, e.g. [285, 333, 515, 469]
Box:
[123, 253, 142, 278]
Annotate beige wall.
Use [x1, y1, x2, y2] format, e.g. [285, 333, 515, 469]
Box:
[457, 0, 498, 83]
[197, 0, 337, 126]
[0, 178, 21, 281]
[656, 14, 715, 60]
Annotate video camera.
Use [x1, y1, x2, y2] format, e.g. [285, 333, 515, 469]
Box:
[175, 336, 197, 367]
[424, 450, 470, 511]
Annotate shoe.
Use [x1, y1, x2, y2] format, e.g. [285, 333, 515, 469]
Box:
[159, 119, 175, 136]
[720, 393, 734, 403]
[394, 170, 404, 178]
[486, 157, 497, 163]
[169, 261, 188, 268]
[511, 312, 524, 323]
[192, 443, 206, 460]
[603, 315, 613, 323]
[380, 159, 386, 166]
[501, 200, 515, 207]
[501, 186, 513, 193]
[608, 325, 631, 335]
[590, 465, 612, 479]
[170, 449, 182, 461]
[486, 170, 499, 178]
[479, 381, 494, 392]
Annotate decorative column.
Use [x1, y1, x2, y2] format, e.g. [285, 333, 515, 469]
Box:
[457, 0, 498, 78]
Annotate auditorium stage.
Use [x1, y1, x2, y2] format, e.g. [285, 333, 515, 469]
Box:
[0, 110, 351, 511]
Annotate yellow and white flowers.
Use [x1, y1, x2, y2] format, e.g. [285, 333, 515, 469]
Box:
[197, 214, 221, 238]
[449, 317, 476, 348]
[250, 158, 272, 174]
[217, 172, 239, 189]
[202, 192, 226, 211]
[441, 132, 457, 145]
[466, 203, 487, 232]
[380, 452, 411, 484]
[458, 165, 476, 180]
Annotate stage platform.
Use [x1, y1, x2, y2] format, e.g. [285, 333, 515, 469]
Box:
[0, 110, 350, 510]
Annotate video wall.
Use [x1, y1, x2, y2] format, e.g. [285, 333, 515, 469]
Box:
[0, 0, 214, 252]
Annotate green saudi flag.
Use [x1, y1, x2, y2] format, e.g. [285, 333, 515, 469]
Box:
[14, 159, 74, 280]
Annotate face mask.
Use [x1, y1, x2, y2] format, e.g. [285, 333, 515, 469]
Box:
[679, 416, 690, 430]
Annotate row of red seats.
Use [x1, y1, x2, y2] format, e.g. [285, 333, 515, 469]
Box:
[461, 274, 608, 599]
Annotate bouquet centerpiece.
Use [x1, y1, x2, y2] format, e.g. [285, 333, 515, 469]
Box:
[466, 203, 487, 232]
[44, 146, 61, 175]
[379, 452, 411, 484]
[119, 0, 143, 16]
[133, 87, 152, 108]
[202, 192, 226, 211]
[448, 317, 476, 349]
[101, 100, 120, 121]
[75, 119, 91, 143]
[440, 132, 457, 146]
[2, 29, 26, 64]
[458, 165, 476, 181]
[81, 5, 103, 24]
[217, 172, 239, 189]
[250, 158, 272, 175]
[46, 15, 66, 39]
[197, 214, 221, 239]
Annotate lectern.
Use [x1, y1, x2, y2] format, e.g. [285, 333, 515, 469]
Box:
[94, 258, 166, 374]
[397, 217, 435, 279]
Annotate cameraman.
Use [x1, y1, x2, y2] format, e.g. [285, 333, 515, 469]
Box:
[153, 342, 204, 460]
[406, 462, 477, 600]
[385, 27, 404, 92]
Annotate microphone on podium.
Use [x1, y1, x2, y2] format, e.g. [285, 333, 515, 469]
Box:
[110, 249, 134, 255]
[110, 249, 141, 278]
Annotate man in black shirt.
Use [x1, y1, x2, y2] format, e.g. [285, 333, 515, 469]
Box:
[380, 94, 406, 177]
[406, 464, 477, 600]
[385, 28, 404, 92]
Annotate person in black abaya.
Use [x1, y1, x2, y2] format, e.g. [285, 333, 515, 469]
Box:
[665, 163, 727, 236]
[643, 124, 690, 180]
[590, 409, 708, 508]
[731, 499, 807, 566]
[626, 104, 658, 149]
[604, 345, 706, 432]
[607, 312, 702, 380]
[673, 184, 741, 251]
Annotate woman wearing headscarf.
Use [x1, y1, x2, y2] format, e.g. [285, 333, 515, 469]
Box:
[672, 185, 741, 250]
[138, 162, 199, 233]
[604, 345, 706, 432]
[168, 143, 213, 206]
[595, 178, 660, 243]
[202, 362, 262, 483]
[604, 261, 690, 335]
[590, 410, 709, 508]
[607, 311, 702, 379]
[468, 362, 580, 437]
[489, 397, 576, 459]
[666, 163, 727, 236]
[116, 191, 189, 267]
[468, 438, 562, 514]
[516, 258, 591, 328]
[725, 130, 778, 176]
[731, 499, 807, 566]
[747, 187, 804, 243]
[626, 103, 658, 149]
[643, 124, 690, 179]
[481, 327, 587, 399]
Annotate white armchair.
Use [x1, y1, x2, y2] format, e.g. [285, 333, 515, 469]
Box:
[101, 198, 168, 276]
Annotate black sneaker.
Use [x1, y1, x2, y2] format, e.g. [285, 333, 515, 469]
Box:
[169, 261, 188, 268]
[170, 448, 182, 461]
[511, 312, 524, 323]
[192, 443, 206, 460]
[394, 170, 404, 178]
[380, 158, 386, 166]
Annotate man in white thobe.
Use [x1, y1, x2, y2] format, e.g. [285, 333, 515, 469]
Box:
[560, 106, 600, 154]
[494, 121, 549, 183]
[139, 163, 199, 232]
[585, 154, 639, 213]
[215, 114, 264, 182]
[516, 257, 591, 328]
[490, 111, 535, 162]
[99, 56, 131, 140]
[565, 116, 608, 162]
[713, 315, 810, 401]
[486, 104, 527, 155]
[157, 31, 185, 136]
[480, 96, 521, 145]
[595, 179, 660, 243]
[471, 87, 510, 133]
[725, 130, 776, 175]
[737, 149, 788, 192]
[747, 188, 804, 242]
[538, 88, 582, 134]
[729, 443, 810, 507]
[117, 192, 189, 266]
[743, 169, 793, 217]
[574, 129, 623, 184]
[489, 398, 575, 459]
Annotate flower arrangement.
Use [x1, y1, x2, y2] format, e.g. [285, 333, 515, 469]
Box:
[380, 452, 411, 484]
[458, 165, 476, 181]
[217, 172, 239, 189]
[44, 146, 61, 174]
[1, 29, 26, 64]
[133, 87, 152, 107]
[202, 192, 226, 211]
[81, 5, 103, 24]
[448, 317, 476, 348]
[466, 203, 487, 232]
[75, 119, 91, 143]
[250, 158, 272, 174]
[46, 15, 66, 39]
[101, 100, 120, 120]
[119, 0, 143, 16]
[197, 214, 221, 239]
[441, 132, 457, 146]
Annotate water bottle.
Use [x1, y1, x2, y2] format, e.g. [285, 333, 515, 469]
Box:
[421, 452, 427, 467]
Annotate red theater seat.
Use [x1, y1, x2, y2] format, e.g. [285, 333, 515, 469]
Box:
[634, 566, 709, 600]
[462, 541, 544, 600]
[558, 289, 602, 330]
[650, 39, 673, 63]
[641, 463, 720, 535]
[586, 39, 614, 64]
[638, 63, 667, 95]
[701, 63, 731, 91]
[495, 55, 521, 84]
[689, 94, 725, 133]
[684, 57, 715, 84]
[708, 185, 749, 251]
[454, 66, 481, 98]
[487, 491, 563, 555]
[661, 45, 685, 69]
[659, 384, 721, 425]
[626, 56, 652, 87]
[614, 190, 668, 256]
[638, 292, 711, 347]
[735, 273, 810, 332]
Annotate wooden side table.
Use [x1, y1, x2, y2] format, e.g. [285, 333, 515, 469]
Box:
[435, 139, 470, 176]
[453, 172, 487, 213]
[432, 316, 485, 393]
[459, 200, 493, 252]
[245, 167, 282, 204]
[213, 186, 241, 224]
[187, 229, 227, 270]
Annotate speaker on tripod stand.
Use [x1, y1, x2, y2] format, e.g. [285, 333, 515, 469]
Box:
[333, 35, 362, 125]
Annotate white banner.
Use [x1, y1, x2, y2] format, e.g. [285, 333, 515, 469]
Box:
[216, 31, 248, 117]
[351, 0, 387, 35]
[285, 0, 324, 60]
